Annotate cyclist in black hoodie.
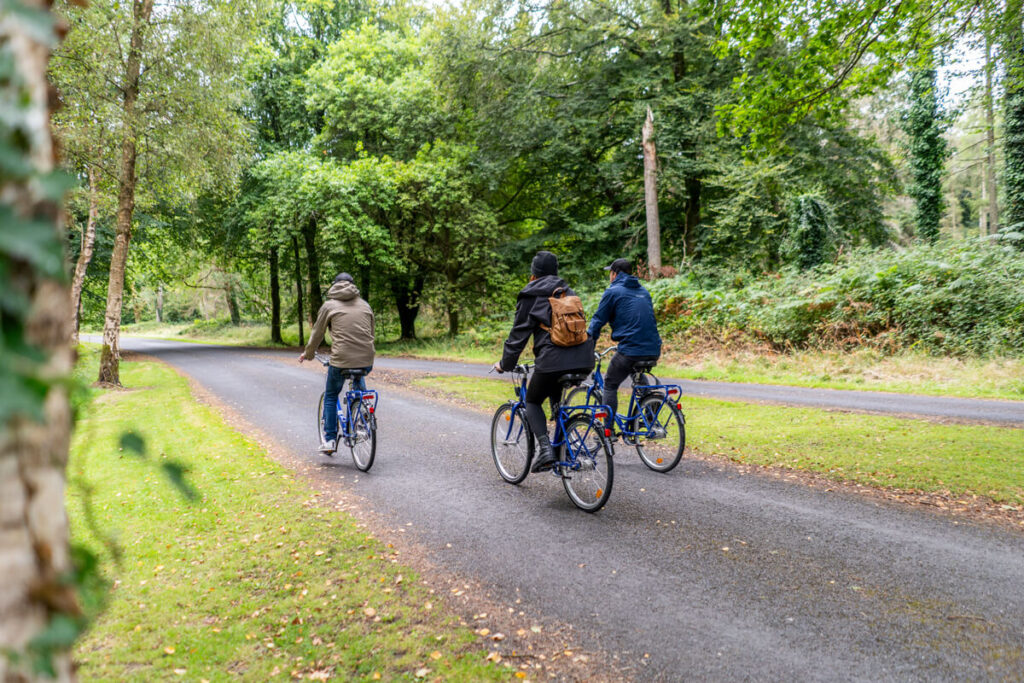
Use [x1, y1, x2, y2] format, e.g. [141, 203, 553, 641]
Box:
[493, 251, 595, 473]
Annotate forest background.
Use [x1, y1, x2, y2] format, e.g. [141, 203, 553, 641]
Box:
[51, 0, 1024, 385]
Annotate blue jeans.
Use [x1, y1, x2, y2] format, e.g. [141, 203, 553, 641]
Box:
[323, 365, 372, 441]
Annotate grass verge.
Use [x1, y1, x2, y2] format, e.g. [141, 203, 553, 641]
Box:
[412, 374, 1024, 506]
[68, 352, 509, 681]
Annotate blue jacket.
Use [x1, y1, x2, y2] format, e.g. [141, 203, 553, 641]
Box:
[587, 273, 662, 357]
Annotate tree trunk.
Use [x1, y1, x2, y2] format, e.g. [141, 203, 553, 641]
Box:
[642, 107, 662, 276]
[98, 0, 155, 385]
[155, 282, 164, 323]
[984, 24, 999, 234]
[302, 218, 322, 320]
[225, 276, 240, 325]
[293, 235, 304, 347]
[448, 306, 459, 337]
[0, 2, 77, 679]
[392, 276, 424, 340]
[269, 246, 282, 344]
[70, 165, 99, 344]
[360, 265, 371, 305]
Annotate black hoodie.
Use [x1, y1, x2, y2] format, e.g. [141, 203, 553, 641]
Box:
[500, 274, 596, 373]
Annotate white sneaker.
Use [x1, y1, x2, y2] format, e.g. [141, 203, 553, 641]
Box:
[318, 439, 336, 455]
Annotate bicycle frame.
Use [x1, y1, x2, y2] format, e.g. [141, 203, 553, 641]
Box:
[579, 355, 683, 438]
[503, 365, 612, 473]
[335, 389, 378, 439]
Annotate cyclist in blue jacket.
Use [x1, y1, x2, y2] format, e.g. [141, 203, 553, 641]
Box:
[587, 258, 662, 433]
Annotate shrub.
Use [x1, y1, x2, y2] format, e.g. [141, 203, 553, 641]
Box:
[649, 240, 1024, 356]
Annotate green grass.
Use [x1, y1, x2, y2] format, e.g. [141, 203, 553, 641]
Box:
[68, 354, 509, 681]
[414, 375, 1024, 505]
[655, 346, 1024, 401]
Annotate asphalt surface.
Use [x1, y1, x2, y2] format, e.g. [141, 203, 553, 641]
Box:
[110, 338, 1024, 680]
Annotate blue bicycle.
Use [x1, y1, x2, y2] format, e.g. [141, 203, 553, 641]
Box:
[316, 354, 377, 471]
[489, 363, 614, 512]
[565, 347, 686, 473]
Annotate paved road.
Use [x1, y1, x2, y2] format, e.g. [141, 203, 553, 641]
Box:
[368, 356, 1024, 426]
[110, 338, 1024, 680]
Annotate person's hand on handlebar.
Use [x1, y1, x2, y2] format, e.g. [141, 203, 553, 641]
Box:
[491, 361, 504, 374]
[297, 353, 306, 363]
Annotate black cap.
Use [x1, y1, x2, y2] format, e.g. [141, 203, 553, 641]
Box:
[531, 251, 559, 277]
[333, 272, 354, 283]
[603, 258, 632, 275]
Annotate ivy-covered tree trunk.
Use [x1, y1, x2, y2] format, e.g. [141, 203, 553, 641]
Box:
[904, 59, 947, 243]
[269, 246, 283, 344]
[302, 219, 323, 319]
[983, 21, 1000, 234]
[0, 1, 77, 680]
[98, 0, 155, 385]
[70, 166, 99, 343]
[1005, 27, 1024, 231]
[292, 235, 304, 347]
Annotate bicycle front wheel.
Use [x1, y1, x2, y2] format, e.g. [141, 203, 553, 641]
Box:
[490, 403, 533, 484]
[316, 391, 327, 446]
[563, 383, 597, 411]
[561, 415, 613, 512]
[348, 401, 376, 472]
[634, 395, 685, 473]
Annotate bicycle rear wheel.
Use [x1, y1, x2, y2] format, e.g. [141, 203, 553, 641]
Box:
[490, 403, 533, 484]
[348, 401, 376, 471]
[561, 415, 613, 512]
[634, 395, 685, 473]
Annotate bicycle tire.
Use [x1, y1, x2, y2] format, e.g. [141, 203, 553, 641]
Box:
[561, 414, 613, 512]
[348, 400, 376, 472]
[316, 391, 327, 446]
[634, 395, 685, 473]
[490, 403, 533, 484]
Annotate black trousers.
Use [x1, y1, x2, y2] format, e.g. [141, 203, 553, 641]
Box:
[524, 369, 591, 440]
[602, 353, 660, 428]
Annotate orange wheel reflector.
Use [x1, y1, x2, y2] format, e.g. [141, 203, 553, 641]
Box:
[505, 414, 510, 421]
[656, 458, 663, 464]
[595, 489, 603, 499]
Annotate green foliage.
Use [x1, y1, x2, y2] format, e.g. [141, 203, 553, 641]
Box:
[0, 1, 66, 426]
[903, 63, 948, 243]
[648, 240, 1024, 355]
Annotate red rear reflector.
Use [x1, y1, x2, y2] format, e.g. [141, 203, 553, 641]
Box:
[362, 395, 373, 400]
[676, 403, 681, 410]
[604, 428, 611, 437]
[595, 411, 607, 419]
[368, 407, 375, 414]
[668, 388, 679, 395]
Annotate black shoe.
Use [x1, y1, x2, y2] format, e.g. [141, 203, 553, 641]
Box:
[531, 435, 557, 473]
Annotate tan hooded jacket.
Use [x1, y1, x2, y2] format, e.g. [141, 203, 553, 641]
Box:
[303, 281, 375, 368]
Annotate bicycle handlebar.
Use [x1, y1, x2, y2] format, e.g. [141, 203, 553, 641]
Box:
[314, 352, 330, 367]
[596, 346, 618, 359]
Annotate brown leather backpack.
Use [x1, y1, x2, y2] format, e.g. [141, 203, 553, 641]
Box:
[541, 287, 588, 347]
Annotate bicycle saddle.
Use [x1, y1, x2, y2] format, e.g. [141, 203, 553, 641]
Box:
[339, 368, 368, 378]
[557, 373, 588, 387]
[632, 360, 658, 372]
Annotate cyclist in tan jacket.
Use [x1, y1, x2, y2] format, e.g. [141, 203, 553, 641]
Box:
[298, 273, 375, 453]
